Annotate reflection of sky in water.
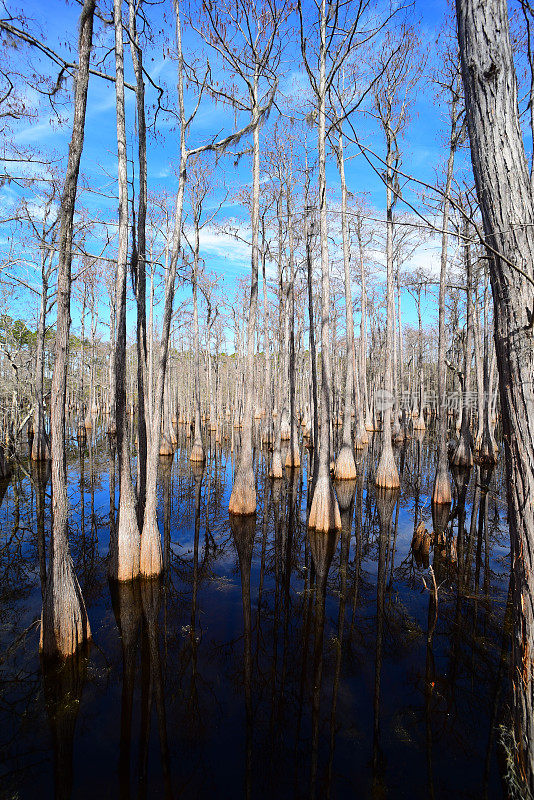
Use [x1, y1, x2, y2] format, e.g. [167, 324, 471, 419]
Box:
[0, 423, 510, 799]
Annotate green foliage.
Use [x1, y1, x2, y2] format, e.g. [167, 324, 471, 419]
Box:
[0, 315, 35, 348]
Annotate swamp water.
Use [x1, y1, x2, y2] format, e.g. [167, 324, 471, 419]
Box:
[0, 423, 510, 798]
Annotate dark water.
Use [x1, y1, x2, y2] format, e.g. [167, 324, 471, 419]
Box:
[0, 423, 510, 799]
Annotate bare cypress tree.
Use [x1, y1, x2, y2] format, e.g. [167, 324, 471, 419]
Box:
[192, 0, 288, 516]
[29, 193, 57, 462]
[128, 0, 148, 522]
[451, 214, 474, 468]
[432, 40, 463, 505]
[456, 0, 534, 789]
[302, 0, 343, 530]
[108, 0, 140, 583]
[141, 0, 264, 574]
[260, 209, 273, 447]
[40, 0, 95, 658]
[478, 270, 499, 464]
[372, 28, 421, 490]
[269, 191, 286, 479]
[298, 0, 350, 530]
[285, 185, 301, 469]
[298, 0, 396, 524]
[333, 121, 357, 480]
[184, 156, 222, 464]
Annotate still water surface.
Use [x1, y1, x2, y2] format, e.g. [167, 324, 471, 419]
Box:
[0, 424, 510, 798]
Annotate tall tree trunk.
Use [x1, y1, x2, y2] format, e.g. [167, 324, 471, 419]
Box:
[108, 0, 140, 583]
[305, 197, 319, 460]
[141, 0, 187, 574]
[286, 194, 300, 469]
[432, 119, 456, 504]
[261, 216, 272, 447]
[414, 285, 426, 431]
[358, 227, 371, 434]
[129, 0, 148, 523]
[308, 0, 341, 532]
[229, 73, 260, 515]
[451, 218, 474, 467]
[334, 127, 357, 480]
[40, 0, 95, 659]
[190, 219, 205, 463]
[32, 270, 51, 461]
[375, 138, 400, 489]
[479, 273, 498, 463]
[456, 0, 534, 790]
[394, 267, 407, 442]
[270, 206, 284, 479]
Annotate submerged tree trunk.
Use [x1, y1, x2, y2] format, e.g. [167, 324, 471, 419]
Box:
[456, 0, 534, 791]
[41, 0, 95, 659]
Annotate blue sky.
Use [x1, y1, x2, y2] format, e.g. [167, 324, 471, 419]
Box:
[0, 0, 478, 346]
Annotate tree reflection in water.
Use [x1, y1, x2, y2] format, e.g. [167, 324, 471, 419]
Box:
[0, 426, 512, 799]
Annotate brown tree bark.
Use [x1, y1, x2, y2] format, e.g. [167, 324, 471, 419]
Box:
[456, 0, 534, 790]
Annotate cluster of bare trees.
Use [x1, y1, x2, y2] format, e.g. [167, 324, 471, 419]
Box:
[2, 0, 534, 792]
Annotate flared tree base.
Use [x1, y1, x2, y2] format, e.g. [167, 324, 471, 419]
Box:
[413, 415, 426, 431]
[334, 444, 357, 480]
[108, 497, 140, 582]
[40, 554, 92, 660]
[31, 432, 51, 461]
[450, 434, 474, 468]
[308, 474, 342, 532]
[269, 450, 283, 479]
[285, 445, 301, 469]
[375, 444, 400, 489]
[190, 442, 205, 463]
[228, 467, 256, 515]
[140, 511, 164, 577]
[334, 478, 357, 512]
[432, 464, 452, 505]
[159, 436, 173, 456]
